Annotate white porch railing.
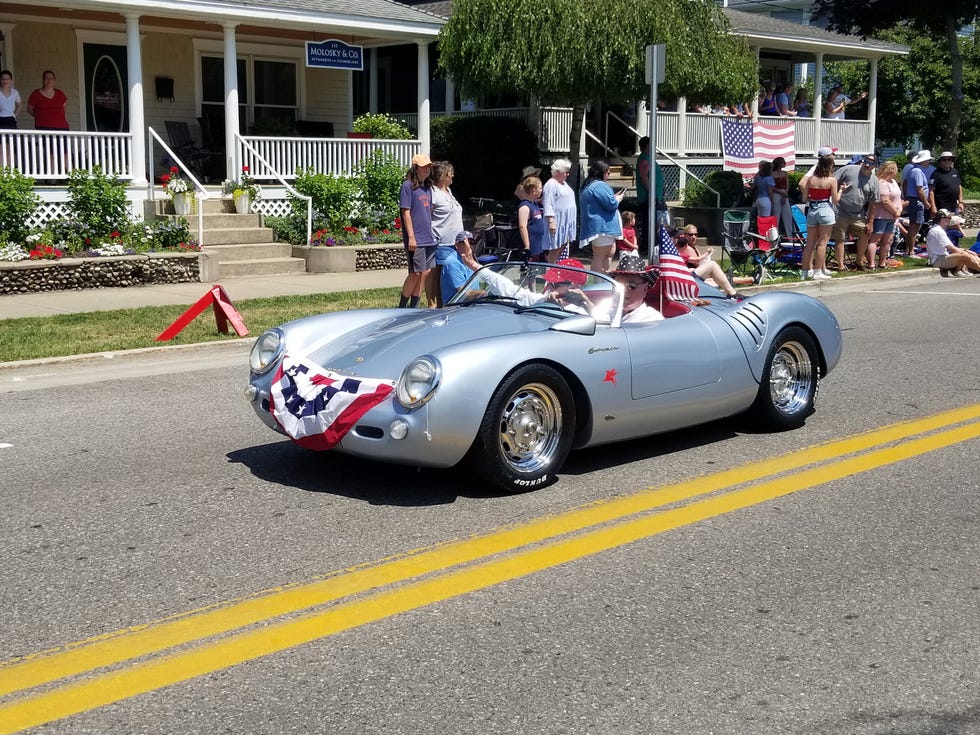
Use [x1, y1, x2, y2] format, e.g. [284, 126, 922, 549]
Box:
[0, 130, 133, 180]
[237, 136, 421, 180]
[147, 126, 211, 246]
[539, 108, 875, 160]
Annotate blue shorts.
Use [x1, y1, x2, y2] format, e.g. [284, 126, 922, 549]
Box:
[434, 245, 455, 266]
[872, 218, 895, 235]
[806, 201, 835, 226]
[906, 199, 925, 224]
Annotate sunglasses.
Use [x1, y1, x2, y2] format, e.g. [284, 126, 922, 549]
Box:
[622, 280, 647, 290]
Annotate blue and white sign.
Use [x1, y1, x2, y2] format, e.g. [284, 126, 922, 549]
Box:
[306, 39, 364, 71]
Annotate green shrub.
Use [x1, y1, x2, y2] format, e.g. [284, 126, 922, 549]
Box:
[431, 115, 539, 204]
[681, 170, 749, 208]
[353, 150, 404, 229]
[352, 113, 412, 140]
[66, 166, 129, 237]
[291, 168, 359, 230]
[0, 169, 41, 243]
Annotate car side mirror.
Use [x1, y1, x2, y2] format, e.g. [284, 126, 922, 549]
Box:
[550, 314, 596, 336]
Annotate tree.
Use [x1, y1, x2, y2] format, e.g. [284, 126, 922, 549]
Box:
[812, 0, 980, 151]
[437, 0, 757, 173]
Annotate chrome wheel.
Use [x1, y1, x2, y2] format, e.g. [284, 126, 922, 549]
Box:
[497, 382, 564, 474]
[768, 340, 814, 415]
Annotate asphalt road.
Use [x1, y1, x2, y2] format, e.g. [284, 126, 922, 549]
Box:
[1, 275, 978, 735]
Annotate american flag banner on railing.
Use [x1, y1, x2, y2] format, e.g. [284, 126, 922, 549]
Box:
[721, 119, 795, 176]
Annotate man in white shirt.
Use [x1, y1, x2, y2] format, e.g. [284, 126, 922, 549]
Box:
[925, 209, 980, 277]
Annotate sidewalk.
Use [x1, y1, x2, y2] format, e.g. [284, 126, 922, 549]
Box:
[0, 269, 407, 320]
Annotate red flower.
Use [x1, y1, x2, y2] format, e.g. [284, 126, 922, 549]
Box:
[242, 166, 249, 173]
[111, 231, 120, 239]
[169, 166, 179, 174]
[382, 229, 390, 234]
[394, 217, 402, 230]
[161, 174, 170, 185]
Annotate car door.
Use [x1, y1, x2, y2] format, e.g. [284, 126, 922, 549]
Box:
[624, 314, 722, 400]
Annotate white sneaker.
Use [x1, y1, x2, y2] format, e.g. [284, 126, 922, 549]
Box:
[812, 271, 832, 280]
[803, 269, 814, 280]
[821, 268, 833, 277]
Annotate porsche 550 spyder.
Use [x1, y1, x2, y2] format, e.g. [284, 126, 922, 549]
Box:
[245, 260, 842, 493]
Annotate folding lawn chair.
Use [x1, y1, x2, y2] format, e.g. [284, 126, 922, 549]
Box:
[721, 210, 754, 277]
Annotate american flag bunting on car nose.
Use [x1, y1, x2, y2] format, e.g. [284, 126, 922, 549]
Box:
[269, 354, 395, 450]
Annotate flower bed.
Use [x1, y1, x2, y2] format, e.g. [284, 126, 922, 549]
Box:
[0, 253, 201, 295]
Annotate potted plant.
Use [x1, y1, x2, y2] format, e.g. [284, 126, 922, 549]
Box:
[223, 166, 261, 214]
[161, 166, 191, 215]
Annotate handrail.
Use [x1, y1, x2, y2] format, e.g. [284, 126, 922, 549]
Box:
[604, 110, 640, 155]
[656, 147, 721, 209]
[147, 127, 210, 246]
[582, 128, 630, 169]
[590, 116, 720, 207]
[235, 132, 313, 246]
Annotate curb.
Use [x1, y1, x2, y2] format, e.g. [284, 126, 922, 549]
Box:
[0, 336, 252, 371]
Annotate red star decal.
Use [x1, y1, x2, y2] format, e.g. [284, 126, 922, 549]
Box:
[604, 369, 617, 384]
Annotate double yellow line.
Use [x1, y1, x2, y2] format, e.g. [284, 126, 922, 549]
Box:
[3, 404, 980, 733]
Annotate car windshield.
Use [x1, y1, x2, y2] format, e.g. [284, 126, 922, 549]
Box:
[446, 261, 622, 325]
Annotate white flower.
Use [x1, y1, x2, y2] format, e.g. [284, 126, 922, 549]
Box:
[92, 242, 127, 256]
[0, 242, 29, 261]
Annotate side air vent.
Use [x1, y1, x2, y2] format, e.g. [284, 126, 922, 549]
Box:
[728, 301, 768, 350]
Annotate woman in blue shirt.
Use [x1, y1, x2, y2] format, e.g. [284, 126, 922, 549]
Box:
[517, 176, 548, 259]
[579, 160, 624, 273]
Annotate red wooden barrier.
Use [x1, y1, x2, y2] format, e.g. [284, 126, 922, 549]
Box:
[155, 285, 249, 341]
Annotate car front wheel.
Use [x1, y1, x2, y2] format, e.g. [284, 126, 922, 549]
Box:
[470, 364, 575, 493]
[749, 326, 819, 430]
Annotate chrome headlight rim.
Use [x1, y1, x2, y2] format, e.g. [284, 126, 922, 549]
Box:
[396, 355, 442, 409]
[249, 328, 285, 375]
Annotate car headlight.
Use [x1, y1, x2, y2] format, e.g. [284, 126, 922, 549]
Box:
[249, 328, 285, 374]
[396, 356, 441, 408]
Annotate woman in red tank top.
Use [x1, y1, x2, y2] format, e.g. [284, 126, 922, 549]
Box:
[799, 153, 845, 280]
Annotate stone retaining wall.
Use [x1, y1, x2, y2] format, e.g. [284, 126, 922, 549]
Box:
[0, 253, 200, 295]
[355, 246, 406, 271]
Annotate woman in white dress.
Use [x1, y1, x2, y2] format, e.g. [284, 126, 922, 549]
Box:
[541, 158, 577, 262]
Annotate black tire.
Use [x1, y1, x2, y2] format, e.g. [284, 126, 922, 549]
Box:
[469, 364, 575, 494]
[748, 326, 819, 430]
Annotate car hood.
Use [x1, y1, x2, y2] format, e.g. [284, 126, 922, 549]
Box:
[296, 305, 553, 377]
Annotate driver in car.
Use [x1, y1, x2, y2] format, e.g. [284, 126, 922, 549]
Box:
[592, 254, 664, 323]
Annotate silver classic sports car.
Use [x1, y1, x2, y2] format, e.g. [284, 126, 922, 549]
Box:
[245, 260, 842, 493]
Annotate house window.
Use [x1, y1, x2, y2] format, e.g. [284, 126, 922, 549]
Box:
[200, 55, 297, 133]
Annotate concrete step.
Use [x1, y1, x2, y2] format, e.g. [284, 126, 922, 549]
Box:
[200, 227, 275, 245]
[218, 257, 307, 278]
[203, 242, 292, 262]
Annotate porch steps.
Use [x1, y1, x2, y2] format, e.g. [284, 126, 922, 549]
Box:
[148, 195, 306, 278]
[608, 164, 635, 197]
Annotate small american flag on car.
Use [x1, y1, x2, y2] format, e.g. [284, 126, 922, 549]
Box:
[269, 354, 395, 450]
[656, 225, 700, 302]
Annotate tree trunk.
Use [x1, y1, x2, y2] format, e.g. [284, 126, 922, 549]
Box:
[943, 12, 963, 151]
[568, 104, 587, 190]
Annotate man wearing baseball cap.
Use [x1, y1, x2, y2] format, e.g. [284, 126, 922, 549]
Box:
[903, 150, 935, 253]
[929, 151, 963, 214]
[833, 153, 879, 269]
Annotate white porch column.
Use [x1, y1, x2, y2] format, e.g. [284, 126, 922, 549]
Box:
[0, 23, 16, 74]
[124, 13, 146, 184]
[416, 41, 431, 152]
[868, 57, 879, 154]
[636, 100, 649, 145]
[677, 96, 687, 156]
[223, 23, 240, 178]
[814, 53, 824, 155]
[445, 78, 455, 113]
[369, 48, 378, 113]
[751, 47, 761, 118]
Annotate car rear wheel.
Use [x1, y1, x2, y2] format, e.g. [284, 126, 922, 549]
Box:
[470, 364, 575, 493]
[749, 326, 819, 430]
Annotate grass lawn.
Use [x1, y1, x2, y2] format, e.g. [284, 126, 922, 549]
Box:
[0, 287, 401, 363]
